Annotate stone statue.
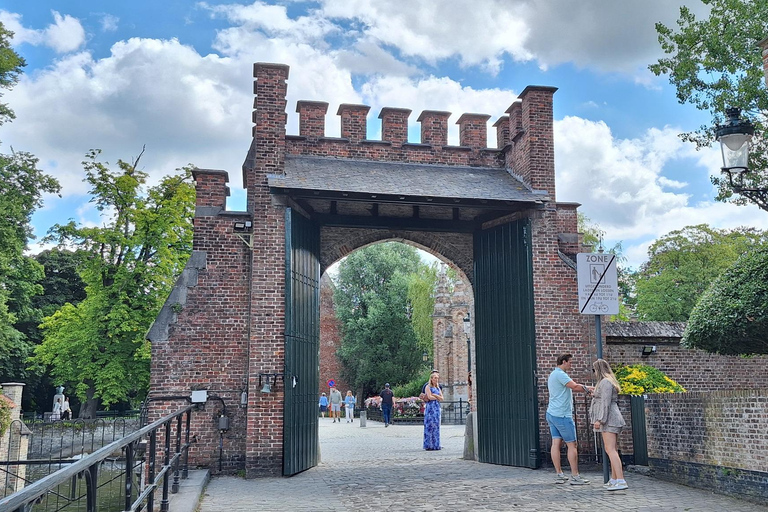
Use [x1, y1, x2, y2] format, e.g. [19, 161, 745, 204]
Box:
[53, 386, 65, 413]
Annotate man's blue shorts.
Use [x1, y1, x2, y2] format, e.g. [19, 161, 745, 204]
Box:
[546, 412, 577, 443]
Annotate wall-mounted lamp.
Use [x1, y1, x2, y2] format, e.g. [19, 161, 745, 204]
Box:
[463, 312, 471, 335]
[641, 345, 657, 357]
[259, 373, 283, 393]
[240, 390, 248, 407]
[233, 220, 253, 232]
[234, 220, 254, 249]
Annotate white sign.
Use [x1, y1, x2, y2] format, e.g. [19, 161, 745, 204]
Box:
[577, 253, 619, 315]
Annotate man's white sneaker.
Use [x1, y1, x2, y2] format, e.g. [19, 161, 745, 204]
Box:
[569, 475, 589, 485]
[605, 481, 628, 491]
[603, 480, 617, 489]
[554, 473, 569, 484]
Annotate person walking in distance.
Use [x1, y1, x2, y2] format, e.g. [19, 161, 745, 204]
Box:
[318, 393, 328, 418]
[590, 359, 628, 491]
[380, 383, 394, 427]
[329, 387, 343, 423]
[344, 390, 356, 423]
[547, 353, 593, 485]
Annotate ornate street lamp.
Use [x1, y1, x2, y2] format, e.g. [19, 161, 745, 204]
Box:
[715, 107, 756, 193]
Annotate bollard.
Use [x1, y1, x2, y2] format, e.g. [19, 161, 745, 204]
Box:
[359, 410, 367, 427]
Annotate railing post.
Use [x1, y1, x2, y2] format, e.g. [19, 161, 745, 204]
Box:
[124, 442, 134, 511]
[183, 409, 191, 479]
[161, 421, 171, 511]
[85, 464, 98, 512]
[148, 431, 156, 512]
[173, 415, 182, 493]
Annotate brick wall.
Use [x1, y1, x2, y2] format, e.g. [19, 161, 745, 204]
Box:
[319, 275, 349, 396]
[644, 390, 768, 504]
[605, 341, 768, 392]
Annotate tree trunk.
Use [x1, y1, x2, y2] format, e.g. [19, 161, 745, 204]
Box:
[78, 388, 100, 419]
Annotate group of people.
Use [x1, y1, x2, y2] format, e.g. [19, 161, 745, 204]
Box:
[547, 353, 627, 491]
[379, 373, 445, 450]
[318, 371, 445, 451]
[318, 387, 357, 423]
[318, 352, 625, 483]
[52, 396, 72, 421]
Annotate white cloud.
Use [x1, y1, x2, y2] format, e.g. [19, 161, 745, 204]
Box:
[0, 10, 85, 53]
[99, 14, 119, 32]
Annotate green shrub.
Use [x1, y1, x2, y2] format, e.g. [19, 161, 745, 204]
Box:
[0, 393, 12, 437]
[392, 367, 431, 397]
[614, 364, 686, 395]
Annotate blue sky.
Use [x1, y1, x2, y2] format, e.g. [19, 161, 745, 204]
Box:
[2, 0, 766, 269]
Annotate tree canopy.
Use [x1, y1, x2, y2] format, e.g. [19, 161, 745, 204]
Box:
[634, 224, 765, 321]
[0, 22, 26, 127]
[334, 242, 425, 398]
[683, 246, 768, 355]
[0, 25, 61, 382]
[406, 261, 438, 358]
[33, 149, 195, 417]
[650, 0, 768, 211]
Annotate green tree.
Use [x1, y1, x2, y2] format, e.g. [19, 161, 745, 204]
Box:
[650, 0, 768, 211]
[0, 22, 26, 127]
[406, 261, 438, 358]
[334, 242, 424, 398]
[683, 247, 768, 355]
[34, 149, 195, 418]
[634, 224, 765, 321]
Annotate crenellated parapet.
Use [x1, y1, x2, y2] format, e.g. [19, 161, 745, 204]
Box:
[248, 64, 558, 198]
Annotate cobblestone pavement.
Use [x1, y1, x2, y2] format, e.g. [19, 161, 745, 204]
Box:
[198, 417, 767, 511]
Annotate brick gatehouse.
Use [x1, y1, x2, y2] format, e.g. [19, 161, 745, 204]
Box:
[147, 63, 593, 477]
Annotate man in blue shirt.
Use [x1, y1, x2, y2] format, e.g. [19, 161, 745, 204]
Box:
[547, 353, 593, 485]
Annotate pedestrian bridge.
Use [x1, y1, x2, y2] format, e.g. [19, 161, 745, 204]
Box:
[190, 418, 766, 512]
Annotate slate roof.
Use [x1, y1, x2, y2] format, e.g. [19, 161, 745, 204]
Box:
[267, 155, 547, 203]
[603, 321, 686, 339]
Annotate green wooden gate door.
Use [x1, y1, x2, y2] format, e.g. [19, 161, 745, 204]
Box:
[474, 218, 540, 468]
[283, 208, 321, 476]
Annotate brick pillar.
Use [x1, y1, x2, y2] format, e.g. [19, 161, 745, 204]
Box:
[457, 113, 491, 148]
[337, 104, 370, 142]
[247, 62, 290, 476]
[0, 383, 23, 421]
[379, 107, 411, 144]
[516, 86, 557, 198]
[493, 115, 510, 149]
[417, 110, 451, 146]
[192, 169, 229, 210]
[759, 37, 768, 88]
[505, 101, 523, 170]
[296, 101, 328, 138]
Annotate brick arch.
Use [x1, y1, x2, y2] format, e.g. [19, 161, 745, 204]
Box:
[320, 226, 473, 284]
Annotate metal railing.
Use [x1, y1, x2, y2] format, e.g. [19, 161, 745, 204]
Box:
[0, 405, 193, 512]
[365, 399, 470, 425]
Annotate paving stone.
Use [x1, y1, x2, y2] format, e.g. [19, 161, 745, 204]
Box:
[198, 418, 768, 512]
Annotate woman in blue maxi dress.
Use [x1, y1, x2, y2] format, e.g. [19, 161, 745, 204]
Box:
[423, 370, 443, 450]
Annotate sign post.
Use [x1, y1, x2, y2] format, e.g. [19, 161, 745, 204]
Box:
[577, 252, 619, 484]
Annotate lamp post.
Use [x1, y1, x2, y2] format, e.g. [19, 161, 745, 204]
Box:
[714, 108, 767, 206]
[462, 312, 471, 373]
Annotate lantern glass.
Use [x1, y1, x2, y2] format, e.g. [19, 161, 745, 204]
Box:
[719, 132, 751, 171]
